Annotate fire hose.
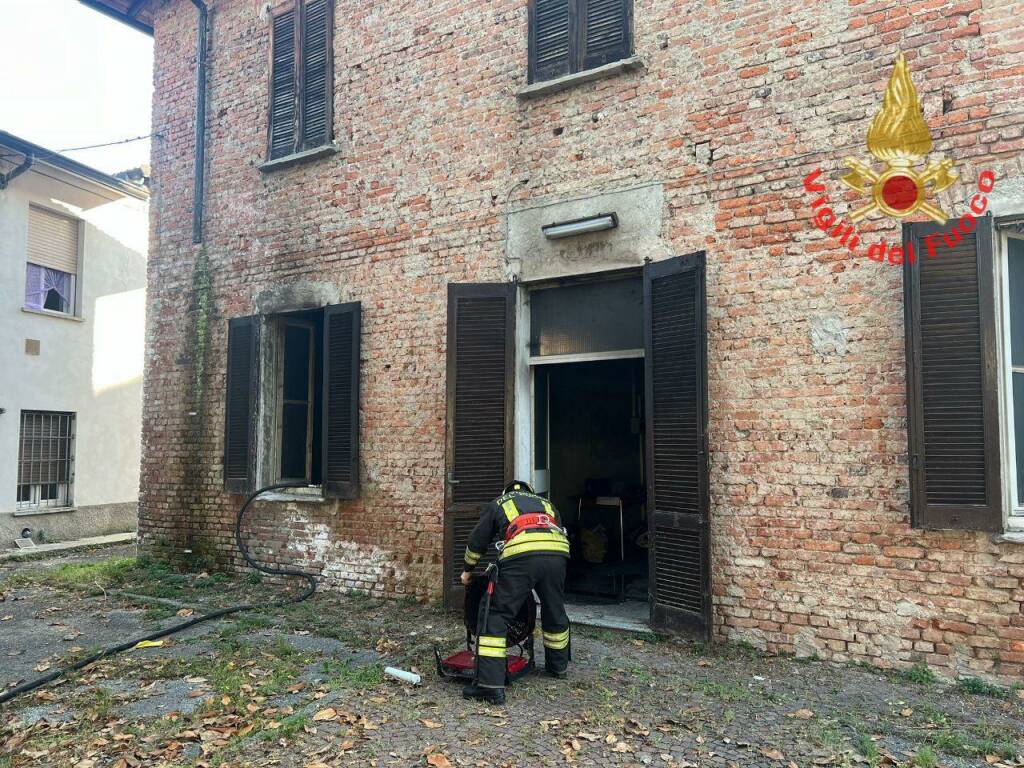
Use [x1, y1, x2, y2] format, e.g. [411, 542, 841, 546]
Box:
[0, 483, 318, 707]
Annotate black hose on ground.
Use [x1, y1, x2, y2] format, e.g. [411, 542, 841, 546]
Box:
[0, 483, 319, 707]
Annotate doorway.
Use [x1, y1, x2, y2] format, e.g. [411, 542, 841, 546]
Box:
[535, 359, 649, 613]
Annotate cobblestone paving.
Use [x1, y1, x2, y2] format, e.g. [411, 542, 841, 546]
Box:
[1, 547, 1022, 768]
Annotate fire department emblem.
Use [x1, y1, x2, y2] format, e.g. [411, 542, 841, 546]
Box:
[840, 52, 957, 224]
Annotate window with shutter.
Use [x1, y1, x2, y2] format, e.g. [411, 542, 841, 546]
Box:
[903, 216, 1003, 531]
[267, 0, 334, 161]
[528, 0, 632, 84]
[26, 205, 80, 315]
[322, 302, 361, 499]
[224, 317, 260, 494]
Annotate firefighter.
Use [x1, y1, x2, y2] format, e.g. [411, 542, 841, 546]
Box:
[460, 480, 571, 705]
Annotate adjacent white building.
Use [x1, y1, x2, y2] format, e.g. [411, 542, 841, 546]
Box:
[0, 130, 148, 547]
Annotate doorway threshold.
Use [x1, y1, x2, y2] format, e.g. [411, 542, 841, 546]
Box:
[565, 599, 650, 633]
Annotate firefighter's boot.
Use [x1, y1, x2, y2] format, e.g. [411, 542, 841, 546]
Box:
[462, 683, 505, 705]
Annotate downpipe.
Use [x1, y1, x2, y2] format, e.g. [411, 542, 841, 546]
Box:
[190, 0, 208, 244]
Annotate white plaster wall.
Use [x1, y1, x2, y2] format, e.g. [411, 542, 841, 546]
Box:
[0, 168, 147, 539]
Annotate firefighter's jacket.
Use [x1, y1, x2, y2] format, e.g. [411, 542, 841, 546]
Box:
[463, 490, 570, 571]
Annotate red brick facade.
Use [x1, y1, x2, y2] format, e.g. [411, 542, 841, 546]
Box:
[140, 0, 1024, 681]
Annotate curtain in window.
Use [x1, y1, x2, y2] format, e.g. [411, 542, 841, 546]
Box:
[25, 263, 72, 312]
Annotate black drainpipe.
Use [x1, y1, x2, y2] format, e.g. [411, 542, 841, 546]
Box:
[190, 0, 209, 244]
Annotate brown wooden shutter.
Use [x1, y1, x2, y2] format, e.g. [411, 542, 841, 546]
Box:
[903, 216, 1002, 530]
[28, 206, 79, 275]
[299, 0, 332, 150]
[322, 302, 360, 499]
[268, 8, 298, 160]
[644, 253, 711, 638]
[224, 316, 260, 494]
[581, 0, 631, 70]
[529, 0, 572, 83]
[443, 284, 515, 608]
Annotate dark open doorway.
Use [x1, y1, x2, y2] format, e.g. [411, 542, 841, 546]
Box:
[536, 358, 648, 612]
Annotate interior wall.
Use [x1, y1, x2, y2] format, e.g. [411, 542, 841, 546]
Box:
[548, 359, 644, 521]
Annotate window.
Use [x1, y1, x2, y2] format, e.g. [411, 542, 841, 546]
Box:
[17, 411, 75, 511]
[1001, 234, 1024, 520]
[528, 0, 632, 84]
[268, 0, 334, 160]
[224, 303, 360, 498]
[25, 205, 79, 315]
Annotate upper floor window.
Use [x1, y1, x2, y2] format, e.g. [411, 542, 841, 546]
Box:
[25, 205, 80, 316]
[268, 0, 334, 161]
[528, 0, 632, 84]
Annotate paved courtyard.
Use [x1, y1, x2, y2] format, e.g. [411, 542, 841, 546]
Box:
[1, 545, 1022, 768]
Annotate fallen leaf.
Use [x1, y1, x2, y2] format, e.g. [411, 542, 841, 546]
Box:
[985, 756, 1001, 764]
[304, 763, 331, 768]
[312, 708, 337, 722]
[900, 708, 913, 717]
[427, 755, 453, 768]
[0, 616, 11, 621]
[577, 732, 599, 742]
[696, 659, 712, 667]
[790, 709, 815, 720]
[611, 742, 633, 753]
[420, 719, 443, 729]
[760, 748, 785, 761]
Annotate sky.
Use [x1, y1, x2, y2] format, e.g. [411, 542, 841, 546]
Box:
[0, 0, 154, 175]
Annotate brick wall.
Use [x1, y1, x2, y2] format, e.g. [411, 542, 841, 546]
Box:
[141, 0, 1024, 680]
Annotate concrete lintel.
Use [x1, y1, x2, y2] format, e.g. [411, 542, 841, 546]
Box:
[258, 144, 338, 173]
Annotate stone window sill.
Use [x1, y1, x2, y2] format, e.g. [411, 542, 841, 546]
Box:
[259, 144, 338, 173]
[517, 56, 645, 99]
[994, 531, 1024, 544]
[259, 491, 327, 504]
[13, 506, 76, 517]
[22, 307, 83, 323]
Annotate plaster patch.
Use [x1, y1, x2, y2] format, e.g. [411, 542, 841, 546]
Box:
[287, 512, 408, 593]
[254, 280, 343, 314]
[810, 314, 848, 356]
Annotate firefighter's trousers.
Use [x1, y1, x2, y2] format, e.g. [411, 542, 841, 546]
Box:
[476, 554, 570, 689]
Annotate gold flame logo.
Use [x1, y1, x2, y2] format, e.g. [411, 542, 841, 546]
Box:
[841, 53, 956, 223]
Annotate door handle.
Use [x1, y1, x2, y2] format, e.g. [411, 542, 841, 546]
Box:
[446, 473, 461, 486]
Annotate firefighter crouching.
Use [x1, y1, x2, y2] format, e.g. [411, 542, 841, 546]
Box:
[460, 480, 571, 705]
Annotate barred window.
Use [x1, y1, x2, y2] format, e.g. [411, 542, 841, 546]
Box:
[17, 411, 75, 510]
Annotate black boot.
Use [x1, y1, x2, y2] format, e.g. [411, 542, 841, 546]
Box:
[545, 667, 568, 680]
[462, 683, 505, 705]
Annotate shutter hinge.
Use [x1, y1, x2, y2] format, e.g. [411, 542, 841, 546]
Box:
[911, 454, 919, 471]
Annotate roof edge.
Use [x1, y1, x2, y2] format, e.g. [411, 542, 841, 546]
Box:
[0, 131, 150, 201]
[77, 0, 154, 36]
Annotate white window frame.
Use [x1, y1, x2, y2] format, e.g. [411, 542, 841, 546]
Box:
[23, 203, 84, 319]
[15, 411, 76, 513]
[996, 227, 1024, 531]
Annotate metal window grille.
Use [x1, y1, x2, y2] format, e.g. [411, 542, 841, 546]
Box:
[17, 411, 75, 510]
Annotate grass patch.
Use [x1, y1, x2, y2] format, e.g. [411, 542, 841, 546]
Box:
[925, 722, 1018, 760]
[910, 745, 937, 768]
[321, 659, 383, 690]
[894, 662, 936, 685]
[5, 558, 139, 592]
[854, 731, 880, 766]
[956, 677, 1008, 698]
[695, 679, 750, 702]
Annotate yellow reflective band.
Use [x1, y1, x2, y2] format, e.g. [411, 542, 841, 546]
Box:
[541, 499, 554, 515]
[464, 547, 482, 565]
[478, 635, 506, 657]
[501, 499, 519, 522]
[543, 630, 570, 649]
[500, 530, 570, 559]
[477, 645, 506, 658]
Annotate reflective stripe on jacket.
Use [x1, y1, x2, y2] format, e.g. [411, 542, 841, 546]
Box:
[462, 490, 570, 569]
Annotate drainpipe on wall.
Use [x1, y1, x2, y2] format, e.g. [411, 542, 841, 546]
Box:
[190, 0, 209, 244]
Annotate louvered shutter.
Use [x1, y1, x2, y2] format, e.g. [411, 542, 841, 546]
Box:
[529, 0, 572, 83]
[300, 0, 332, 150]
[28, 206, 79, 275]
[581, 0, 631, 70]
[443, 284, 515, 608]
[269, 8, 297, 160]
[903, 217, 1002, 530]
[644, 253, 711, 638]
[224, 317, 260, 494]
[322, 302, 361, 499]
